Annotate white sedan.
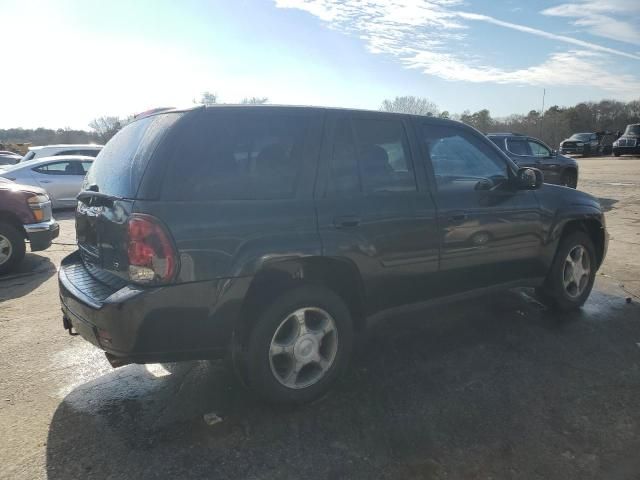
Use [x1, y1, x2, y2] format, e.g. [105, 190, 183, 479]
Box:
[0, 155, 93, 208]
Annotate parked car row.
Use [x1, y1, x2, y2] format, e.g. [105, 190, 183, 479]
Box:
[57, 105, 608, 404]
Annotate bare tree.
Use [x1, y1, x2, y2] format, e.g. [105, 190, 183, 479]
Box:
[195, 91, 218, 106]
[88, 116, 122, 143]
[240, 97, 269, 105]
[380, 96, 439, 116]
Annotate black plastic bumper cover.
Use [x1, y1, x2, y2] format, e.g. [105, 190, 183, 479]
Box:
[58, 251, 252, 363]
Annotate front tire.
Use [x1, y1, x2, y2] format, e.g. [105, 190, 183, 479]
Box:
[0, 223, 26, 275]
[245, 285, 353, 404]
[536, 231, 596, 311]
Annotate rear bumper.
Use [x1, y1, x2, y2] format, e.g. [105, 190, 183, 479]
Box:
[24, 218, 59, 251]
[58, 251, 252, 364]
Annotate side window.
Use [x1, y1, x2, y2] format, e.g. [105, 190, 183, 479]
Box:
[32, 161, 77, 175]
[80, 161, 93, 174]
[528, 141, 550, 157]
[506, 138, 531, 156]
[327, 118, 360, 195]
[165, 112, 308, 201]
[80, 150, 100, 157]
[352, 118, 416, 193]
[422, 125, 508, 189]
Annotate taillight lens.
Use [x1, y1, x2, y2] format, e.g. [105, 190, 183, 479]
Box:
[127, 214, 178, 284]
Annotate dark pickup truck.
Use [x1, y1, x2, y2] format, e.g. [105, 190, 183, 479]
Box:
[560, 131, 615, 157]
[0, 180, 59, 273]
[613, 124, 640, 156]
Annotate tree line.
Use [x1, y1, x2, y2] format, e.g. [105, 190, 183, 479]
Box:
[380, 96, 640, 148]
[2, 93, 639, 149]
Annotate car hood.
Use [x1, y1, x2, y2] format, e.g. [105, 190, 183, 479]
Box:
[543, 183, 601, 210]
[555, 153, 578, 165]
[0, 182, 48, 196]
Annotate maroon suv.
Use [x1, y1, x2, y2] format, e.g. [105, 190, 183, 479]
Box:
[0, 180, 59, 273]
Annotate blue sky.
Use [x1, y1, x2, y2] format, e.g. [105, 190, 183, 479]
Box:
[1, 0, 638, 129]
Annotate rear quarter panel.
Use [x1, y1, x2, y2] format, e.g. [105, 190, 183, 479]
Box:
[135, 108, 326, 283]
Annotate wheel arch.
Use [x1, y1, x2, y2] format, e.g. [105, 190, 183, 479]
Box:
[0, 212, 26, 239]
[554, 216, 606, 268]
[235, 256, 367, 346]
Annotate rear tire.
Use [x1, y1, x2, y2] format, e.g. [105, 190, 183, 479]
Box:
[245, 285, 353, 404]
[536, 231, 596, 311]
[613, 151, 621, 157]
[0, 223, 26, 274]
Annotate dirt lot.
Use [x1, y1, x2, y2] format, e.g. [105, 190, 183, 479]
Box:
[1, 157, 639, 480]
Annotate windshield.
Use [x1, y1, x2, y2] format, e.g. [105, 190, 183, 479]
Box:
[624, 125, 640, 136]
[84, 112, 182, 197]
[569, 133, 592, 141]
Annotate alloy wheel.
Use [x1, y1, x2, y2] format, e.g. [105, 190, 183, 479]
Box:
[0, 234, 13, 266]
[269, 307, 338, 389]
[563, 245, 591, 298]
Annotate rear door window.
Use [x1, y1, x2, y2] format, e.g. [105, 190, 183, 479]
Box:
[506, 138, 531, 156]
[33, 161, 80, 175]
[163, 111, 309, 201]
[353, 118, 416, 193]
[326, 116, 416, 195]
[80, 161, 93, 174]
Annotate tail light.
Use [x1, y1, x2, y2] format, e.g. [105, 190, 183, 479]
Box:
[127, 214, 178, 284]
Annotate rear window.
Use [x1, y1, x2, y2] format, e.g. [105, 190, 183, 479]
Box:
[506, 138, 530, 156]
[84, 113, 182, 197]
[162, 110, 310, 201]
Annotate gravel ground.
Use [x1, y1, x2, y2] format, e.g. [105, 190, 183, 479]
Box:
[0, 157, 639, 480]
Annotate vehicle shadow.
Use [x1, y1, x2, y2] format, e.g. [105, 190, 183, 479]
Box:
[596, 197, 619, 212]
[46, 287, 640, 480]
[0, 253, 56, 301]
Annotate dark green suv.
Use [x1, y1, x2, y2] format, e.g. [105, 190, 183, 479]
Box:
[59, 106, 607, 403]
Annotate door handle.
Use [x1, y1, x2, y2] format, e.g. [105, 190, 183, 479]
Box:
[40, 180, 52, 183]
[333, 215, 361, 228]
[447, 212, 468, 224]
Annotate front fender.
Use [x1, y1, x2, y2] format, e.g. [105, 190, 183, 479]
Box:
[542, 204, 607, 270]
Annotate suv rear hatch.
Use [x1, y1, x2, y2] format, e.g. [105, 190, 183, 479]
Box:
[76, 112, 183, 287]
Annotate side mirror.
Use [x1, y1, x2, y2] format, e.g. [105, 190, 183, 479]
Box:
[516, 167, 543, 190]
[551, 149, 557, 156]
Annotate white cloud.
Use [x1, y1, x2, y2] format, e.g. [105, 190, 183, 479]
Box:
[542, 1, 640, 46]
[457, 12, 640, 60]
[275, 0, 640, 94]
